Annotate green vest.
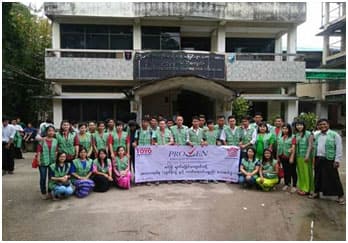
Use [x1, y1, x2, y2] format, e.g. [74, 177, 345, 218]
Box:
[240, 127, 255, 145]
[116, 156, 129, 171]
[241, 158, 260, 173]
[93, 158, 111, 174]
[48, 163, 71, 190]
[170, 125, 188, 145]
[153, 128, 172, 145]
[95, 132, 108, 151]
[214, 124, 228, 140]
[223, 127, 240, 146]
[188, 128, 204, 145]
[277, 135, 294, 157]
[257, 132, 274, 150]
[262, 159, 278, 179]
[136, 128, 152, 146]
[204, 130, 219, 145]
[72, 158, 93, 178]
[314, 130, 337, 160]
[40, 138, 58, 166]
[77, 133, 92, 151]
[111, 131, 128, 151]
[296, 130, 312, 158]
[56, 132, 76, 156]
[14, 130, 22, 148]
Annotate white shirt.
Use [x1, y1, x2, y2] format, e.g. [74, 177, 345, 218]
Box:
[316, 131, 343, 162]
[2, 124, 16, 143]
[13, 124, 23, 132]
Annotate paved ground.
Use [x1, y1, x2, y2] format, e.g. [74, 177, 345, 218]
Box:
[2, 143, 346, 241]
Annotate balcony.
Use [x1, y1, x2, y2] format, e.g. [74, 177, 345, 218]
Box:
[45, 49, 306, 82]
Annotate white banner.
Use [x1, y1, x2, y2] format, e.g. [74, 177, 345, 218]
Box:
[135, 145, 240, 183]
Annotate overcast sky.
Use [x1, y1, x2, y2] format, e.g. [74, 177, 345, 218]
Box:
[19, 1, 324, 50]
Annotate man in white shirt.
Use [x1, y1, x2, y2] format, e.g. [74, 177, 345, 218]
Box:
[309, 118, 344, 205]
[2, 117, 16, 175]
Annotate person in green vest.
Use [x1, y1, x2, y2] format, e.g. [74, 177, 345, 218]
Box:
[239, 115, 257, 161]
[109, 121, 130, 160]
[11, 118, 24, 159]
[170, 115, 188, 145]
[74, 123, 93, 159]
[166, 119, 174, 129]
[220, 115, 240, 146]
[150, 116, 159, 133]
[48, 152, 73, 200]
[56, 120, 76, 163]
[199, 114, 208, 131]
[91, 149, 113, 192]
[113, 146, 131, 189]
[87, 121, 97, 137]
[294, 121, 314, 196]
[309, 119, 344, 205]
[214, 115, 227, 145]
[93, 121, 109, 157]
[239, 147, 260, 187]
[70, 146, 95, 198]
[186, 116, 204, 146]
[269, 116, 284, 158]
[277, 123, 296, 193]
[36, 125, 58, 200]
[203, 120, 219, 145]
[133, 117, 152, 146]
[249, 112, 263, 130]
[152, 119, 174, 145]
[256, 149, 279, 191]
[255, 122, 275, 161]
[106, 118, 116, 135]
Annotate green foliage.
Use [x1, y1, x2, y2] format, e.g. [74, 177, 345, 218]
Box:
[3, 3, 51, 124]
[297, 112, 318, 131]
[232, 97, 250, 123]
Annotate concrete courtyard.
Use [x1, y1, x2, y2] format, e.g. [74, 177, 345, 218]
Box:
[2, 147, 346, 241]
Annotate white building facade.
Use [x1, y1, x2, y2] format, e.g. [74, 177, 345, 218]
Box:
[44, 2, 306, 126]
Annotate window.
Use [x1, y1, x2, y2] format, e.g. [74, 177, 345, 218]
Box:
[60, 24, 133, 50]
[181, 37, 211, 51]
[226, 38, 275, 53]
[142, 26, 180, 50]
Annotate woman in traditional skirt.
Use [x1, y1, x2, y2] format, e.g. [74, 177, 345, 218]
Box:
[92, 149, 113, 192]
[294, 121, 314, 196]
[113, 146, 131, 189]
[56, 120, 76, 163]
[48, 152, 74, 200]
[256, 149, 279, 191]
[70, 146, 95, 198]
[74, 123, 93, 159]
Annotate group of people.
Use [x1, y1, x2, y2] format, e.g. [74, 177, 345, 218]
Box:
[2, 112, 345, 204]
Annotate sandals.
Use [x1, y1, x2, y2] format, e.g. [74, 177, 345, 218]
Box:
[308, 193, 319, 199]
[297, 190, 308, 196]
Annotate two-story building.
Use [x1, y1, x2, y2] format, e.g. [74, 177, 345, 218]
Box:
[44, 2, 306, 126]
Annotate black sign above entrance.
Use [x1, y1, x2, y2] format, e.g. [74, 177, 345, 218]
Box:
[134, 51, 225, 81]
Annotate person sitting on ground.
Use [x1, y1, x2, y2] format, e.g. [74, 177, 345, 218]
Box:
[256, 149, 279, 191]
[70, 146, 95, 198]
[48, 152, 74, 200]
[239, 147, 260, 187]
[91, 149, 113, 192]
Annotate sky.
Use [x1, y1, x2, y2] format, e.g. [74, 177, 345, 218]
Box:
[19, 1, 324, 50]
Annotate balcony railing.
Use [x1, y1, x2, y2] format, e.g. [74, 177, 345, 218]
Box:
[46, 49, 134, 59]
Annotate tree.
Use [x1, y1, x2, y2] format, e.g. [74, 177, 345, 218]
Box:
[232, 97, 250, 123]
[3, 2, 51, 125]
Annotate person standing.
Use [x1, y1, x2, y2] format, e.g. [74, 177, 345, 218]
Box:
[56, 120, 76, 163]
[254, 122, 275, 161]
[74, 123, 93, 159]
[277, 123, 297, 193]
[133, 118, 152, 147]
[11, 118, 24, 159]
[309, 119, 345, 204]
[150, 116, 159, 133]
[239, 116, 257, 160]
[186, 116, 204, 146]
[214, 115, 227, 145]
[270, 116, 284, 157]
[93, 121, 109, 157]
[38, 119, 54, 140]
[198, 114, 208, 131]
[127, 120, 139, 174]
[170, 115, 188, 145]
[294, 121, 314, 196]
[2, 117, 16, 175]
[152, 119, 174, 145]
[203, 120, 220, 145]
[36, 126, 58, 199]
[220, 115, 240, 146]
[109, 121, 130, 160]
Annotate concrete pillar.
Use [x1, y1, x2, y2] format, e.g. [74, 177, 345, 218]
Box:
[287, 26, 297, 61]
[211, 30, 217, 52]
[217, 25, 226, 52]
[52, 22, 60, 56]
[316, 102, 328, 119]
[133, 21, 141, 50]
[324, 3, 330, 26]
[134, 95, 142, 124]
[275, 36, 283, 61]
[53, 99, 63, 129]
[322, 35, 329, 65]
[341, 33, 346, 52]
[285, 100, 299, 123]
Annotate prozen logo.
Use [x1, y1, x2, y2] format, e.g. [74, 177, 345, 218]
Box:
[136, 147, 152, 155]
[169, 147, 208, 157]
